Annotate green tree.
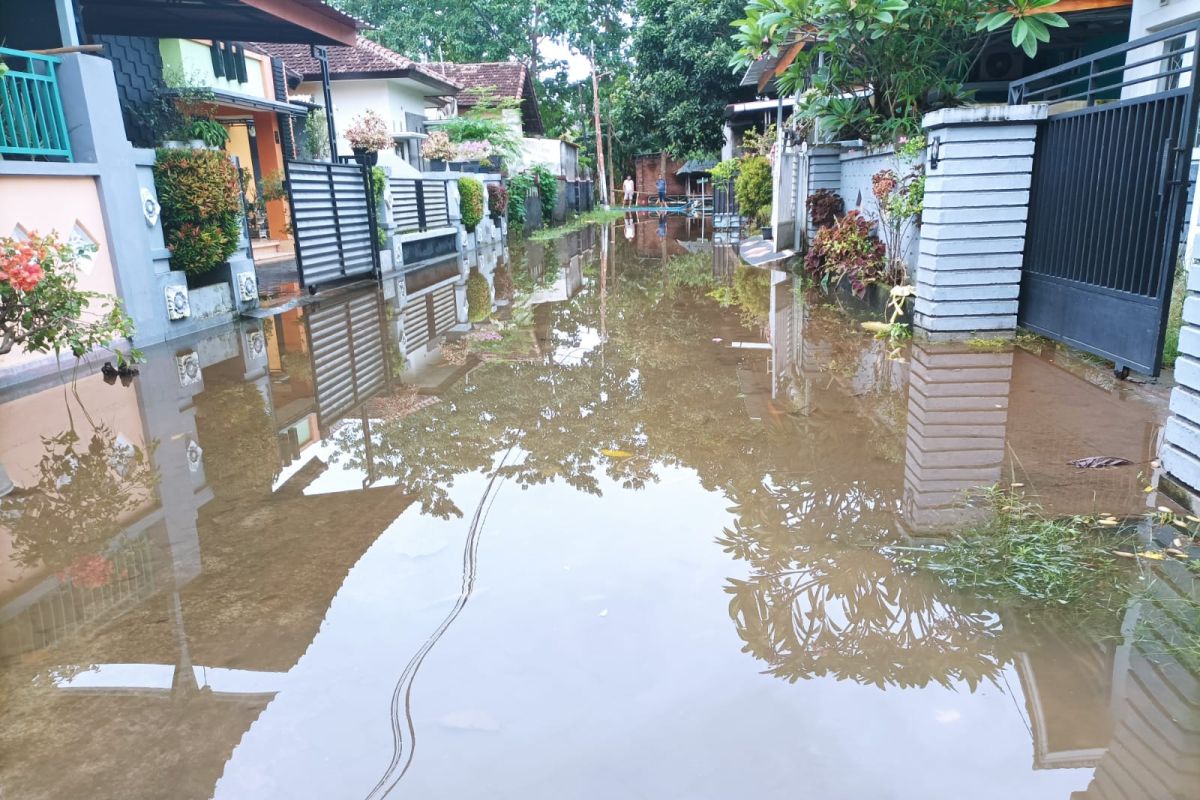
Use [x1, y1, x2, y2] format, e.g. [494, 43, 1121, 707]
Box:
[614, 0, 747, 158]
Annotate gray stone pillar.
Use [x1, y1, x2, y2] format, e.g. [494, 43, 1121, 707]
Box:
[914, 105, 1045, 340]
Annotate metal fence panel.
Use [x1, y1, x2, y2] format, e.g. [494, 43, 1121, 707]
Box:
[285, 159, 379, 289]
[1014, 23, 1200, 376]
[0, 47, 72, 160]
[307, 289, 387, 428]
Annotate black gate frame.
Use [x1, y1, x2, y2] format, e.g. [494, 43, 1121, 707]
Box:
[281, 157, 382, 294]
[1009, 22, 1200, 377]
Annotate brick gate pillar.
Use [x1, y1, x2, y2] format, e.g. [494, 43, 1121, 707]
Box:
[914, 105, 1046, 340]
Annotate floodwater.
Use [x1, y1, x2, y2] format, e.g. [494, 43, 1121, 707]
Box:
[0, 215, 1197, 799]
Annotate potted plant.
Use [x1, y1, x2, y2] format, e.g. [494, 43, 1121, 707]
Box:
[345, 110, 390, 167]
[153, 147, 242, 284]
[735, 155, 772, 240]
[421, 130, 457, 171]
[487, 183, 509, 226]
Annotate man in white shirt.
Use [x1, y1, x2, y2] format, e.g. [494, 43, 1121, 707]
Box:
[622, 175, 635, 207]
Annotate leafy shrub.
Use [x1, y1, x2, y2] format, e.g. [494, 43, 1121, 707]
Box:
[421, 130, 457, 161]
[808, 188, 844, 229]
[0, 232, 134, 357]
[804, 210, 886, 296]
[487, 183, 509, 217]
[710, 158, 740, 184]
[345, 110, 391, 152]
[371, 166, 388, 249]
[304, 108, 330, 159]
[187, 118, 229, 147]
[734, 156, 772, 226]
[530, 165, 558, 223]
[466, 268, 492, 322]
[154, 147, 242, 274]
[458, 177, 485, 232]
[506, 172, 535, 225]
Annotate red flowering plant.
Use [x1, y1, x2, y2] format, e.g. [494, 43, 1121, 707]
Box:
[0, 232, 135, 359]
[804, 210, 887, 297]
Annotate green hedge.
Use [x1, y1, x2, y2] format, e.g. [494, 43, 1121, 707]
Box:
[154, 148, 242, 274]
[459, 177, 485, 232]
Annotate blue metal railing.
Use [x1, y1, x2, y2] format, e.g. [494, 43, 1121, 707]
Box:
[0, 47, 73, 161]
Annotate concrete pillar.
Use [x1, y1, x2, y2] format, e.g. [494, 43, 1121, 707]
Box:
[914, 105, 1045, 340]
[900, 343, 1013, 535]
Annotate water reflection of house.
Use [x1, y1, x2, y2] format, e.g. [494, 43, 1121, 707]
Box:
[0, 308, 422, 799]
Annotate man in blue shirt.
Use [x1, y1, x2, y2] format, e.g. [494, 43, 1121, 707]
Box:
[656, 174, 667, 206]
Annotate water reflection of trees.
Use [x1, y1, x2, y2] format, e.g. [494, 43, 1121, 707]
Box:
[333, 242, 1023, 690]
[719, 479, 1009, 689]
[1, 423, 158, 577]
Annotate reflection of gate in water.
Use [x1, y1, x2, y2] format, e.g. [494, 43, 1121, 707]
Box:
[305, 290, 388, 430]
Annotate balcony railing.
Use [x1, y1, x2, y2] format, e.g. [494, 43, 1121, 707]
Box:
[0, 47, 73, 161]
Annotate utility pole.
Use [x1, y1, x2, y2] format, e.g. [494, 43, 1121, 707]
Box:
[589, 43, 609, 211]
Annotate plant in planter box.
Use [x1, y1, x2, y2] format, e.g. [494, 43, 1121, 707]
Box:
[459, 177, 485, 233]
[466, 267, 492, 322]
[487, 183, 509, 220]
[0, 232, 136, 358]
[804, 210, 886, 297]
[345, 110, 391, 165]
[808, 188, 844, 229]
[187, 118, 229, 148]
[421, 130, 457, 165]
[154, 147, 242, 275]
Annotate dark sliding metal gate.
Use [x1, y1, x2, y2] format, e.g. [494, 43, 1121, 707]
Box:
[283, 158, 381, 292]
[1010, 23, 1200, 376]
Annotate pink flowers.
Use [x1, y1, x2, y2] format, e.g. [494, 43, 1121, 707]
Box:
[0, 236, 50, 292]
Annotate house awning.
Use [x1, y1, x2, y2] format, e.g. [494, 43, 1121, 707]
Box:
[77, 0, 362, 46]
[676, 159, 716, 175]
[204, 87, 311, 115]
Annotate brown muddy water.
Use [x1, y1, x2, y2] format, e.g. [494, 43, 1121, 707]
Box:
[0, 216, 1196, 799]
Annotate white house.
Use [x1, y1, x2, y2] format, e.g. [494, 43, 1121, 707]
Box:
[428, 61, 583, 178]
[256, 36, 461, 176]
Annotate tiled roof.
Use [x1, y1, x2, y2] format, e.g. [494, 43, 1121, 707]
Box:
[427, 61, 543, 135]
[253, 36, 461, 92]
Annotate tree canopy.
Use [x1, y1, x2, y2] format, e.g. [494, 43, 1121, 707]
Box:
[614, 0, 747, 159]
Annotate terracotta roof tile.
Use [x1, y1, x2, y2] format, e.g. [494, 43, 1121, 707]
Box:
[427, 62, 543, 134]
[253, 36, 460, 92]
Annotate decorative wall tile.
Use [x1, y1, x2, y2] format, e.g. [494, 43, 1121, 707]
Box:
[176, 351, 201, 387]
[165, 285, 190, 320]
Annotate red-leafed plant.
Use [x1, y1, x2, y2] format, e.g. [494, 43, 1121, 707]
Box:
[804, 210, 886, 297]
[808, 188, 845, 229]
[487, 182, 509, 217]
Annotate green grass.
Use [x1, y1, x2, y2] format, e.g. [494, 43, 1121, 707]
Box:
[1162, 265, 1187, 368]
[528, 208, 625, 241]
[912, 488, 1133, 607]
[965, 336, 1011, 351]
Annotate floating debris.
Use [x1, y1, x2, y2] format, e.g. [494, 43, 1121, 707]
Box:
[1068, 456, 1132, 469]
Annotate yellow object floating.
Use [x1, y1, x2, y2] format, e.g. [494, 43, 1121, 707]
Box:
[600, 449, 634, 459]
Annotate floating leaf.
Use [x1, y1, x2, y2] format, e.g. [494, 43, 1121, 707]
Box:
[1068, 456, 1132, 469]
[600, 448, 634, 459]
[1144, 486, 1155, 493]
[1113, 551, 1136, 558]
[860, 321, 890, 334]
[1140, 551, 1167, 560]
